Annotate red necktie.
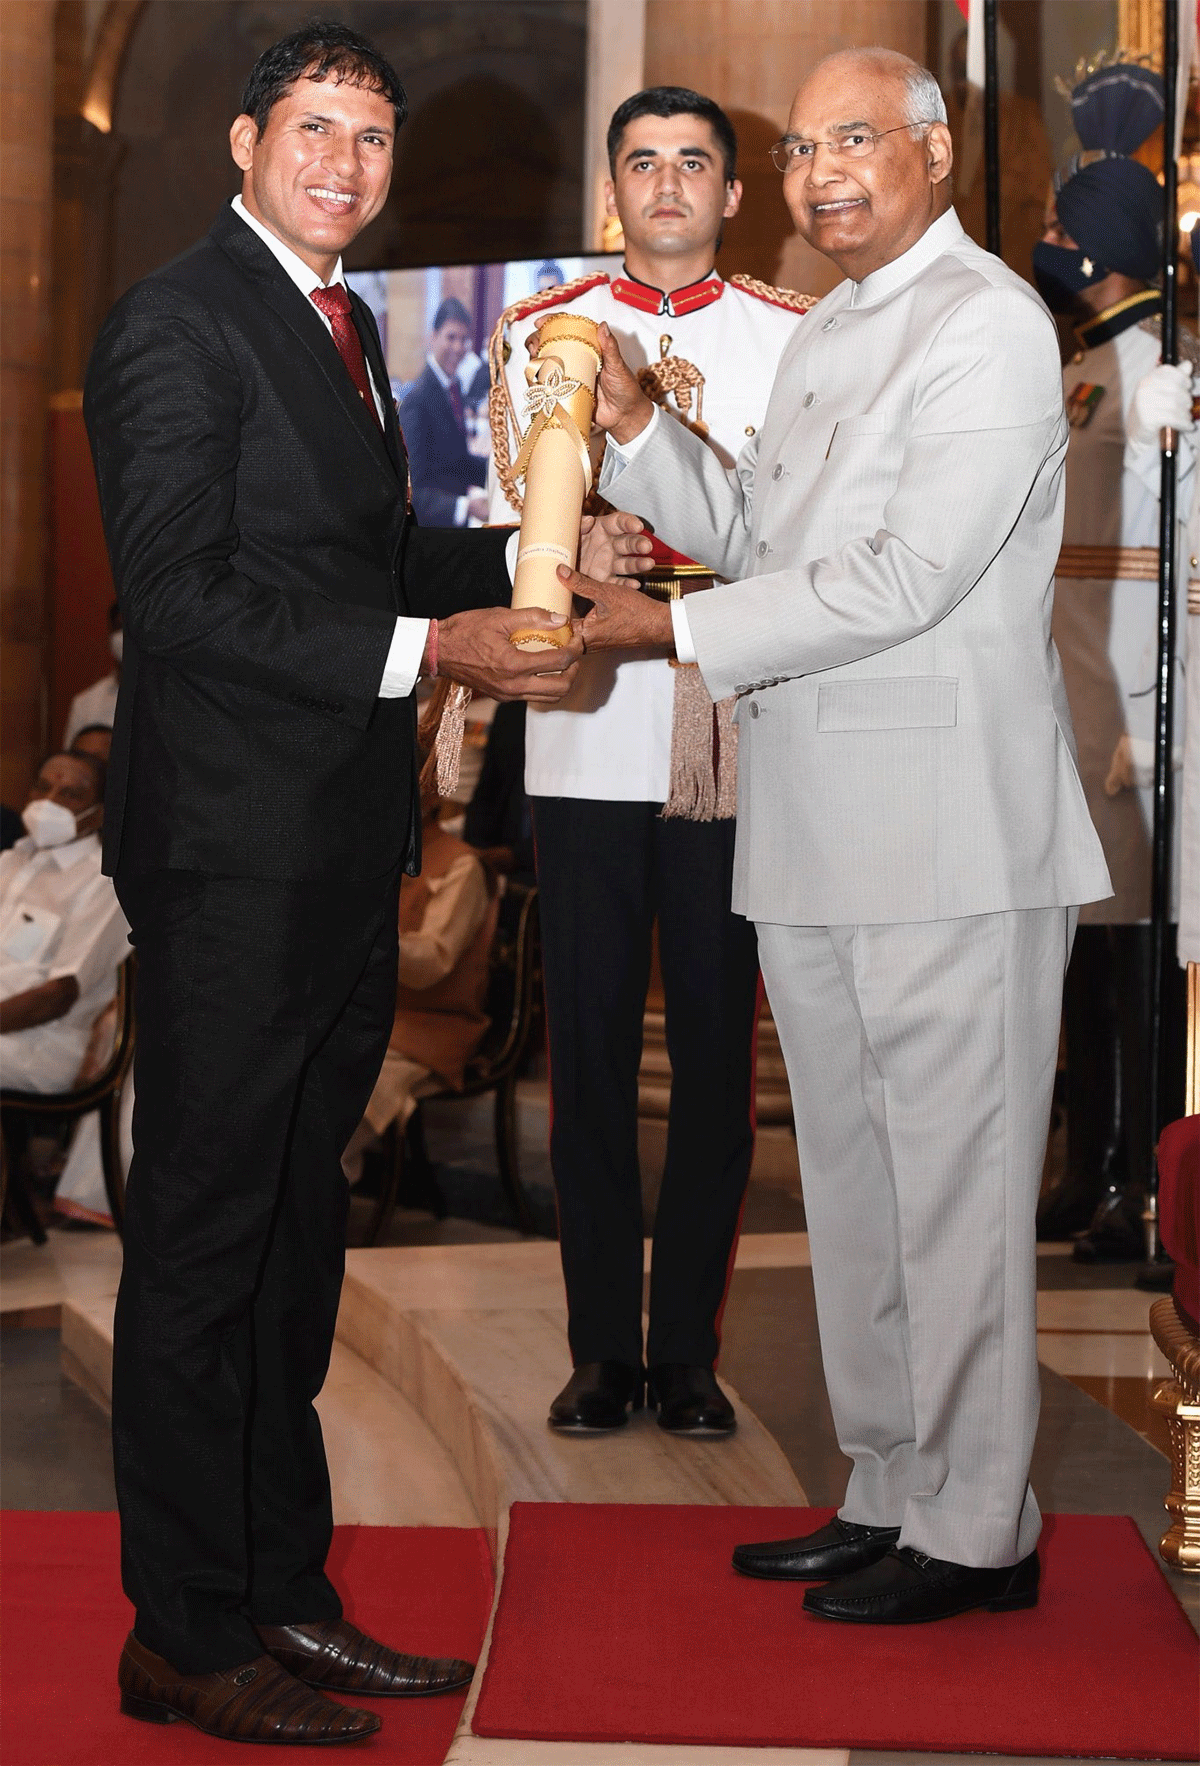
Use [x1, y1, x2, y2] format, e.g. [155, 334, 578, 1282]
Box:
[448, 377, 466, 434]
[309, 284, 382, 429]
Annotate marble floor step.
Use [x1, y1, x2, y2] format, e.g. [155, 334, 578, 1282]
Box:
[58, 1292, 478, 1527]
[338, 1240, 805, 1531]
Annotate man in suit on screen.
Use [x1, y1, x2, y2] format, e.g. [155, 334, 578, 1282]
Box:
[83, 22, 614, 1746]
[398, 296, 490, 527]
[572, 47, 1111, 1624]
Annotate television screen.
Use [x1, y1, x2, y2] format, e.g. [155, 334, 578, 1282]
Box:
[347, 255, 617, 529]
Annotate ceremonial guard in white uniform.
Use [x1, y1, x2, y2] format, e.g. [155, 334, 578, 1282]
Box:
[1177, 227, 1200, 977]
[488, 89, 810, 1433]
[1032, 62, 1195, 1258]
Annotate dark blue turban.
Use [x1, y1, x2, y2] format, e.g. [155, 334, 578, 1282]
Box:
[1055, 156, 1163, 279]
[1054, 62, 1164, 281]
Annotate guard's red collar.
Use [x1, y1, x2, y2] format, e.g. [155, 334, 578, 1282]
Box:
[610, 270, 724, 317]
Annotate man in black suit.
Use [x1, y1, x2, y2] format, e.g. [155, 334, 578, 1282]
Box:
[83, 23, 610, 1748]
[398, 297, 489, 526]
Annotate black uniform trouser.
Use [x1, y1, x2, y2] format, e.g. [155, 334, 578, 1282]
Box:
[1063, 922, 1187, 1196]
[530, 797, 759, 1372]
[111, 866, 399, 1675]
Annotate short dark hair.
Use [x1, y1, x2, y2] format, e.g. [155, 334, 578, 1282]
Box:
[239, 21, 408, 139]
[607, 87, 737, 182]
[432, 297, 471, 332]
[71, 723, 114, 743]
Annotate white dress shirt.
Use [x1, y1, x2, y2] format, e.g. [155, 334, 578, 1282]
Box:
[0, 833, 132, 1092]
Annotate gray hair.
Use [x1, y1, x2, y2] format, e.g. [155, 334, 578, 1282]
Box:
[901, 62, 948, 134]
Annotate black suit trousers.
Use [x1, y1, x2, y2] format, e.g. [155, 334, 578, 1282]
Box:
[530, 798, 759, 1371]
[111, 866, 400, 1674]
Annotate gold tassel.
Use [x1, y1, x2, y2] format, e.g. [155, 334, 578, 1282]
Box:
[714, 694, 738, 820]
[661, 665, 737, 821]
[433, 684, 471, 799]
[417, 677, 472, 802]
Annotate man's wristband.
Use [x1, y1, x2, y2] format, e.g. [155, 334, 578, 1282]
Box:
[426, 618, 439, 679]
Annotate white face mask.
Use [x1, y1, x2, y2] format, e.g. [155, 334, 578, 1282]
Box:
[22, 798, 82, 849]
[109, 631, 124, 664]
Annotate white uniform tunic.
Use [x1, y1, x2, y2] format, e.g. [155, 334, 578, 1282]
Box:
[488, 273, 804, 801]
[1053, 313, 1194, 922]
[1179, 399, 1200, 965]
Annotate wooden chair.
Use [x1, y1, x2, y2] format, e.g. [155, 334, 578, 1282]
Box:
[1, 954, 136, 1241]
[363, 882, 544, 1245]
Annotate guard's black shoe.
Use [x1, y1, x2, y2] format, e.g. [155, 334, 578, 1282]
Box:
[548, 1361, 643, 1432]
[1072, 1192, 1146, 1264]
[733, 1517, 900, 1582]
[1036, 1180, 1101, 1241]
[802, 1545, 1039, 1625]
[646, 1364, 736, 1435]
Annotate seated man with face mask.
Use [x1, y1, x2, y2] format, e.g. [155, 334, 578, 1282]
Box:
[0, 751, 131, 1093]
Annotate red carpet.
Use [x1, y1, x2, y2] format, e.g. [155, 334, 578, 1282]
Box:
[473, 1503, 1200, 1757]
[1, 1512, 492, 1765]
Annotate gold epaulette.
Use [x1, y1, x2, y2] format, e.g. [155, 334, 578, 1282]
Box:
[728, 273, 818, 315]
[1139, 316, 1200, 372]
[487, 272, 611, 516]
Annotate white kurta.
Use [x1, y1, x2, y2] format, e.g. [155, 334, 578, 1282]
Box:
[1053, 319, 1194, 923]
[488, 276, 803, 801]
[0, 834, 131, 1091]
[63, 672, 118, 746]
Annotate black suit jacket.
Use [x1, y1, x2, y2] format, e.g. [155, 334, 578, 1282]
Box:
[84, 204, 511, 884]
[397, 363, 488, 527]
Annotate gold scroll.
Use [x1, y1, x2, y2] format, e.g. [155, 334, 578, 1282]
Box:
[509, 312, 602, 652]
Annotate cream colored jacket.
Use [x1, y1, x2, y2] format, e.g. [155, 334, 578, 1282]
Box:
[602, 211, 1112, 926]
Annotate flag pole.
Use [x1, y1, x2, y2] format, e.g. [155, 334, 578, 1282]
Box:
[1144, 0, 1181, 1270]
[983, 0, 1001, 255]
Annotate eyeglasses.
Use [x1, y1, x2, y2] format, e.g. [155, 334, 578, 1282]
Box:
[769, 124, 922, 173]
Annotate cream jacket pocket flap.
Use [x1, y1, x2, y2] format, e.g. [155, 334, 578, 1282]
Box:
[816, 676, 958, 732]
[826, 413, 889, 457]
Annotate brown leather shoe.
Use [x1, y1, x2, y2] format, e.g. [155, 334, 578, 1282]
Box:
[257, 1618, 474, 1698]
[118, 1632, 380, 1744]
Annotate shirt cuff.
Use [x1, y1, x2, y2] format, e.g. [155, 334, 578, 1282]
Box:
[606, 403, 660, 463]
[379, 618, 430, 697]
[454, 494, 469, 526]
[505, 531, 520, 582]
[670, 596, 697, 665]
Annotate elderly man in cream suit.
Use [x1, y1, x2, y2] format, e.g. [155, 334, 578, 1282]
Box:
[569, 47, 1111, 1626]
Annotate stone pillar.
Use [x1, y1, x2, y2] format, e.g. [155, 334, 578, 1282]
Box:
[1, 1, 55, 806]
[644, 0, 927, 295]
[584, 0, 646, 249]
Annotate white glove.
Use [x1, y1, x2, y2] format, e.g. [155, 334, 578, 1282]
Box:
[1127, 361, 1195, 446]
[1104, 733, 1183, 795]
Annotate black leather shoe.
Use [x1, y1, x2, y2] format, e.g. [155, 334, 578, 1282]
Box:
[548, 1361, 643, 1432]
[1071, 1188, 1147, 1264]
[802, 1545, 1039, 1624]
[733, 1516, 900, 1581]
[1036, 1180, 1100, 1241]
[647, 1364, 736, 1435]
